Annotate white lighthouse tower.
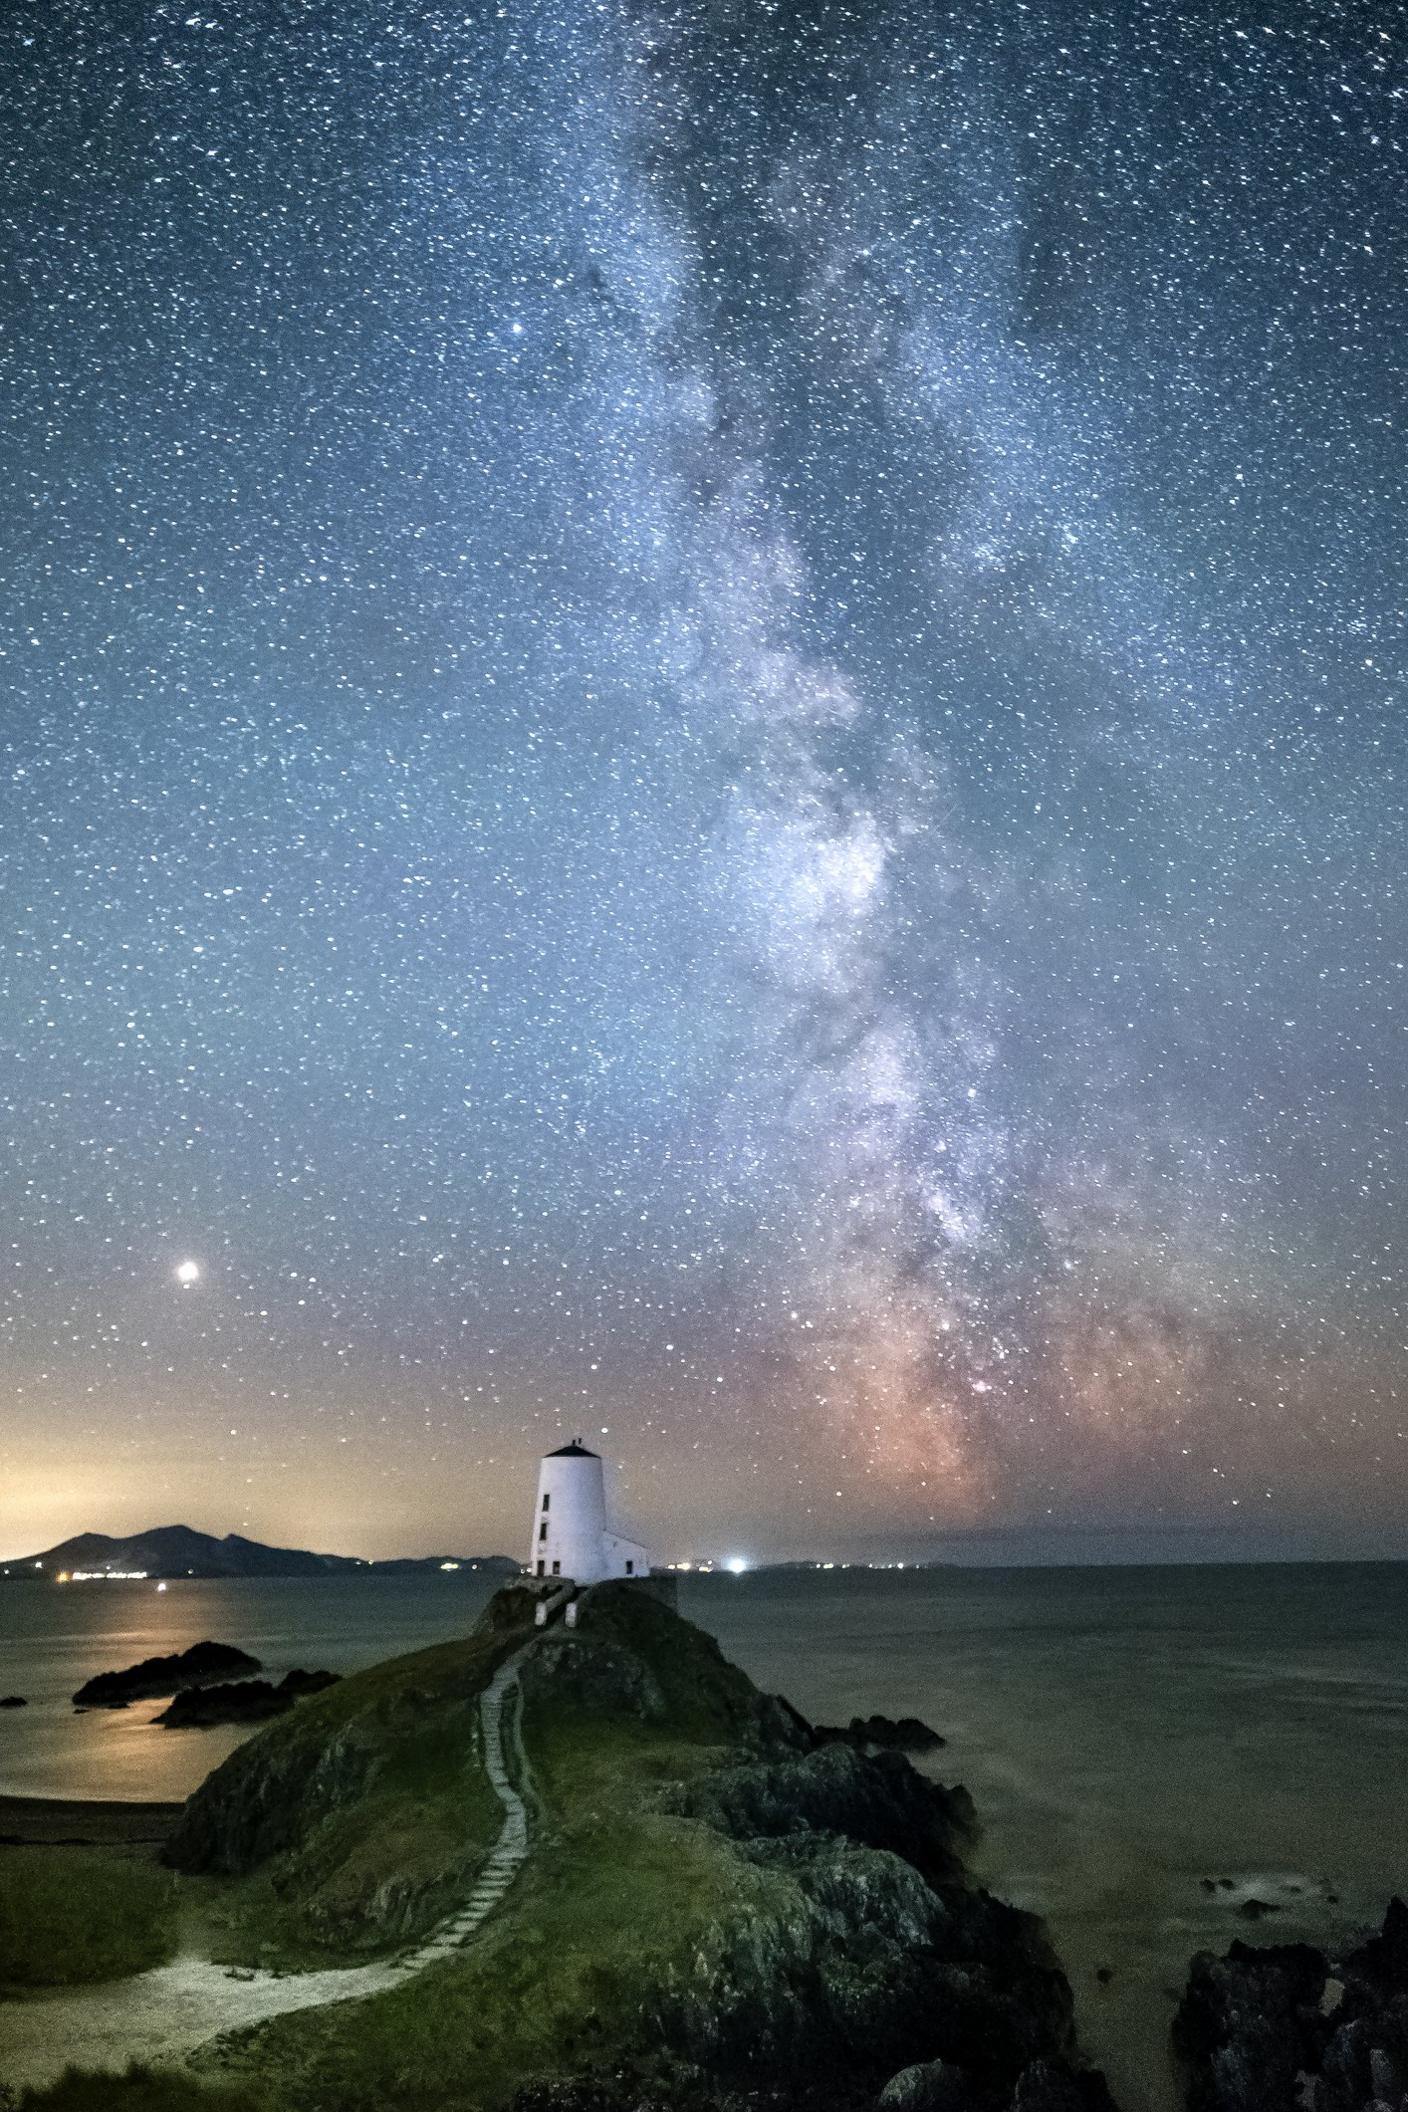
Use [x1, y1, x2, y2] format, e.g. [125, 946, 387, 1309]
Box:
[527, 1441, 650, 1585]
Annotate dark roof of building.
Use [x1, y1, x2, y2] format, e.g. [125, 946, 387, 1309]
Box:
[546, 1440, 598, 1458]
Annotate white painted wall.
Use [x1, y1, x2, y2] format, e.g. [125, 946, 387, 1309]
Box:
[526, 1446, 650, 1583]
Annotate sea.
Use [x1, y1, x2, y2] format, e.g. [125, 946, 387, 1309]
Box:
[4, 1560, 1408, 2112]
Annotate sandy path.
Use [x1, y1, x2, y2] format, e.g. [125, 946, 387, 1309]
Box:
[0, 1649, 531, 2090]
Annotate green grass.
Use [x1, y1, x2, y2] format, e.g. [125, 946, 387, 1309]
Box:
[0, 1848, 178, 1989]
[1, 1591, 957, 2112]
[203, 1663, 794, 2112]
[208, 1735, 503, 1969]
[15, 2063, 264, 2112]
[211, 1808, 779, 2112]
[175, 1604, 529, 1970]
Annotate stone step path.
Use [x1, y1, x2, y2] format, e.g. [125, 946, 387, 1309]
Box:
[406, 1647, 531, 1959]
[0, 1647, 536, 2092]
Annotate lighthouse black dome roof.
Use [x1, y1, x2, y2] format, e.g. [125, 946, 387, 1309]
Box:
[546, 1440, 598, 1458]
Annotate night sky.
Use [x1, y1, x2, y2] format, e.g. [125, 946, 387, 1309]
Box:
[2, 0, 1404, 1565]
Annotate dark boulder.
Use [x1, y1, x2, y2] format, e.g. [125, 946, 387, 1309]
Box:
[156, 1669, 339, 1727]
[880, 2061, 1113, 2112]
[818, 1714, 947, 1754]
[486, 1583, 542, 1632]
[568, 1581, 812, 1749]
[1176, 1937, 1328, 2112]
[1344, 1892, 1408, 1986]
[666, 1739, 977, 1890]
[0, 1695, 26, 1708]
[73, 1639, 260, 1708]
[521, 1633, 667, 1722]
[1010, 2061, 1119, 2112]
[276, 1667, 340, 1701]
[878, 2058, 973, 2111]
[1175, 1902, 1408, 2112]
[658, 1745, 1085, 2108]
[157, 1680, 285, 1727]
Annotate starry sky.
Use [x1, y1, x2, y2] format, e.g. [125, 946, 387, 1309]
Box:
[2, 0, 1404, 1566]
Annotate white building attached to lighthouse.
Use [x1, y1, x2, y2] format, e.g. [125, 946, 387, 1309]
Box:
[527, 1441, 650, 1584]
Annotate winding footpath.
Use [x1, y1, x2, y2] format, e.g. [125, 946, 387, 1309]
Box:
[400, 1647, 531, 1959]
[0, 1647, 534, 2092]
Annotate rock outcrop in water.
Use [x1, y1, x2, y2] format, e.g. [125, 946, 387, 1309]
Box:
[156, 1668, 340, 1728]
[814, 1711, 947, 1753]
[1175, 1898, 1408, 2112]
[73, 1640, 261, 1708]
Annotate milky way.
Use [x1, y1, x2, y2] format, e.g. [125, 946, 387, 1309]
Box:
[1, 0, 1403, 1561]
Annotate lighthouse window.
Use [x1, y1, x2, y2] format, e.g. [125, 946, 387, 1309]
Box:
[536, 1559, 545, 1577]
[625, 1561, 635, 1575]
[538, 1521, 548, 1543]
[551, 1560, 561, 1576]
[541, 1493, 549, 1512]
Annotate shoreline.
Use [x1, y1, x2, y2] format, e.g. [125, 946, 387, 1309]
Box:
[0, 1793, 183, 1847]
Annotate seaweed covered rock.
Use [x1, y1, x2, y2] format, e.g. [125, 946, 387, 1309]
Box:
[1174, 1899, 1408, 2112]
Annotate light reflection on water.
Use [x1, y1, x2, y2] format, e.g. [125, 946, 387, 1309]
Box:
[4, 1562, 1407, 2110]
[0, 1573, 499, 1802]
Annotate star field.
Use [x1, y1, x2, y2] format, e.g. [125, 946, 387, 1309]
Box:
[1, 0, 1404, 1562]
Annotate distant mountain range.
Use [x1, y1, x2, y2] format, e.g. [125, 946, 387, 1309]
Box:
[0, 1523, 521, 1581]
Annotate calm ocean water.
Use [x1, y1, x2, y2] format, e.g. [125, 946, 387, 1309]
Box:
[4, 1561, 1408, 2110]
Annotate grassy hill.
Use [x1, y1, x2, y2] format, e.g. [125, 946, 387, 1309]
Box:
[169, 1585, 533, 1966]
[11, 1584, 1113, 2112]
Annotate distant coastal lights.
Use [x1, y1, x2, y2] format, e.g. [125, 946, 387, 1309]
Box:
[726, 1556, 749, 1575]
[174, 1259, 201, 1286]
[57, 1569, 150, 1583]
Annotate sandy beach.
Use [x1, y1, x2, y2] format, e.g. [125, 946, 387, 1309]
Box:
[0, 1794, 182, 1848]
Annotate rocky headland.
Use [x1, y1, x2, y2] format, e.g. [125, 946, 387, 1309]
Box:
[6, 1585, 1396, 2112]
[147, 1582, 1116, 2112]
